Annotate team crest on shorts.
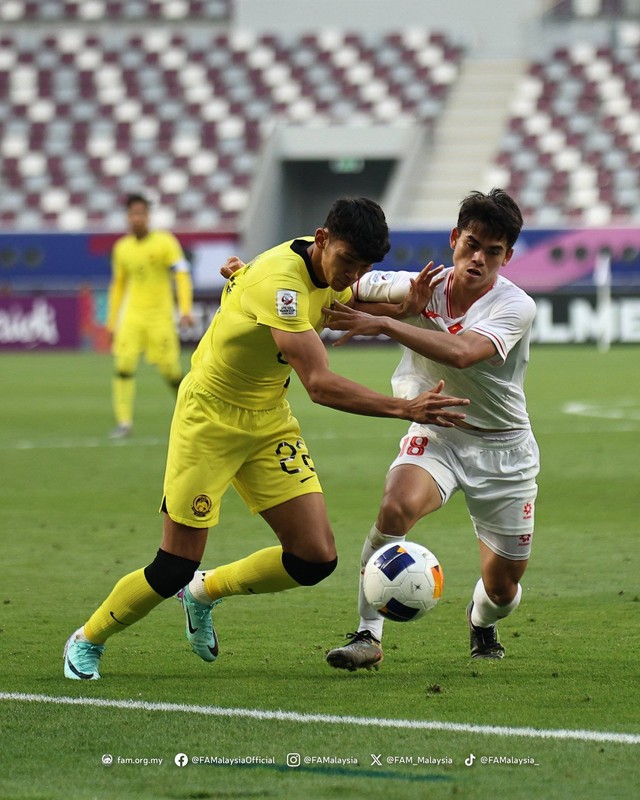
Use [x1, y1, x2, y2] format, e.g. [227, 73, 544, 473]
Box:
[192, 494, 212, 518]
[276, 289, 297, 317]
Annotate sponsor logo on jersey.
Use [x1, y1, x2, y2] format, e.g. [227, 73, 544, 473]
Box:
[522, 502, 533, 521]
[277, 290, 298, 317]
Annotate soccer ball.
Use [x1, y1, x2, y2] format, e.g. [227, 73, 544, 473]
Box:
[363, 541, 444, 622]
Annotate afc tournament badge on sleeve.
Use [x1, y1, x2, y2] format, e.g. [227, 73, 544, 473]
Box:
[277, 289, 298, 317]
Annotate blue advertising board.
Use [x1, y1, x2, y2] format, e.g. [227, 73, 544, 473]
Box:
[0, 232, 236, 291]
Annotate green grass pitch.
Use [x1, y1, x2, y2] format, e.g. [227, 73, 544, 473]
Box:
[1, 345, 639, 799]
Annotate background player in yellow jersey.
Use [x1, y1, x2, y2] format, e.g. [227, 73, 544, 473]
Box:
[107, 193, 194, 438]
[64, 197, 469, 680]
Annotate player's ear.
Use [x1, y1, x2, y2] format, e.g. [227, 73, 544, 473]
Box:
[315, 228, 328, 250]
[502, 247, 514, 266]
[449, 227, 459, 250]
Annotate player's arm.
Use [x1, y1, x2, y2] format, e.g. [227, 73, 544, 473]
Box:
[270, 327, 469, 426]
[324, 301, 496, 369]
[352, 262, 446, 319]
[172, 260, 194, 328]
[167, 231, 194, 328]
[106, 259, 127, 335]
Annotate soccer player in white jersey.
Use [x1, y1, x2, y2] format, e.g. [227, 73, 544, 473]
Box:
[324, 189, 539, 668]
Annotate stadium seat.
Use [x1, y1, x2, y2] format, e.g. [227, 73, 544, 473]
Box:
[0, 24, 463, 230]
[492, 37, 640, 225]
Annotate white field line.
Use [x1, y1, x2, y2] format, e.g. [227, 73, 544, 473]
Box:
[1, 422, 639, 452]
[1, 693, 639, 745]
[0, 436, 167, 451]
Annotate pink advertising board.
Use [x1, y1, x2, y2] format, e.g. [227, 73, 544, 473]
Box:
[0, 296, 80, 351]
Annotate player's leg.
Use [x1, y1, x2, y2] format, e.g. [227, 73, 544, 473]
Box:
[64, 522, 207, 680]
[153, 325, 184, 393]
[194, 492, 337, 601]
[110, 319, 142, 437]
[158, 361, 183, 393]
[466, 537, 529, 659]
[187, 414, 336, 605]
[161, 375, 244, 662]
[65, 374, 223, 679]
[182, 492, 337, 664]
[362, 463, 443, 636]
[327, 462, 445, 671]
[464, 429, 539, 659]
[178, 401, 338, 660]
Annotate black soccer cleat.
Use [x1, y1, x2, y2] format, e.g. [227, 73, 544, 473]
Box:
[466, 601, 505, 659]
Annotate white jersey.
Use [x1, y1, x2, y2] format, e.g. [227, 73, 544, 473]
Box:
[354, 268, 536, 430]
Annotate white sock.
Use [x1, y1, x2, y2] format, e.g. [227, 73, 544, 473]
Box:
[188, 570, 212, 604]
[471, 578, 522, 628]
[357, 525, 406, 642]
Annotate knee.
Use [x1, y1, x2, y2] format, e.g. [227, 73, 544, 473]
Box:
[282, 552, 338, 586]
[378, 495, 416, 534]
[158, 363, 182, 385]
[144, 548, 200, 598]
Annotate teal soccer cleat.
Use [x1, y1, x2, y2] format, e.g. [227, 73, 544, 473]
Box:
[177, 586, 221, 663]
[63, 628, 105, 680]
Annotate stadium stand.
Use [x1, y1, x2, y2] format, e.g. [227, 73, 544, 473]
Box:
[487, 25, 640, 226]
[0, 14, 463, 231]
[0, 0, 232, 23]
[3, 0, 640, 231]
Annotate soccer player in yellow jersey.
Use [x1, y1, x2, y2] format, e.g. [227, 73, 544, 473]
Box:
[64, 197, 469, 680]
[107, 193, 194, 438]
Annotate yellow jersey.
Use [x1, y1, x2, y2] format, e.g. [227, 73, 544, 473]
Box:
[108, 230, 188, 328]
[191, 237, 352, 410]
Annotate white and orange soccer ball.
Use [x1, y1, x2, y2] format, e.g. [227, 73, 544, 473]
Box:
[363, 541, 444, 622]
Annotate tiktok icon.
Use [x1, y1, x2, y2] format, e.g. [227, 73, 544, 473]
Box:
[465, 753, 476, 767]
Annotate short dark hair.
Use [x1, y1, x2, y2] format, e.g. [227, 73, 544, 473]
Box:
[125, 193, 150, 209]
[323, 197, 390, 264]
[457, 189, 523, 250]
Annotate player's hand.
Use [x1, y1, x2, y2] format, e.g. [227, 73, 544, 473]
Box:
[397, 262, 446, 317]
[220, 255, 245, 279]
[322, 300, 384, 345]
[179, 314, 195, 329]
[405, 380, 469, 426]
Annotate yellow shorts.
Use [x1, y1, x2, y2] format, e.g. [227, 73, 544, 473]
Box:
[113, 314, 180, 370]
[162, 374, 323, 527]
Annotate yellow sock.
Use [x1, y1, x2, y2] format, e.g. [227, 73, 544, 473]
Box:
[112, 375, 135, 426]
[204, 546, 299, 600]
[84, 568, 164, 644]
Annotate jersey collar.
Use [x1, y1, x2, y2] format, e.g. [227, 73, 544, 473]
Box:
[290, 238, 328, 288]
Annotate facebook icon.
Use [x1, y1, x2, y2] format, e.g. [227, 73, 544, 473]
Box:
[174, 753, 189, 767]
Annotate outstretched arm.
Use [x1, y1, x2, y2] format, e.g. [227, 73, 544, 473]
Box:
[352, 262, 447, 319]
[323, 301, 496, 369]
[271, 327, 469, 426]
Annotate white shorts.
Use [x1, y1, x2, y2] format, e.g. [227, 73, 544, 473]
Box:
[389, 424, 540, 560]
